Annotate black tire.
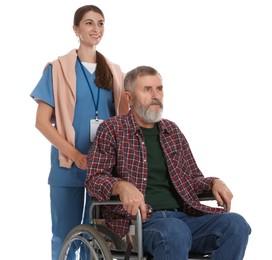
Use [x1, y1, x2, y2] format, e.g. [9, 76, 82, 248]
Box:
[59, 224, 113, 260]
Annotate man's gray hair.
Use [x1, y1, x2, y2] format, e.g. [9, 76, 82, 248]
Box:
[124, 66, 161, 93]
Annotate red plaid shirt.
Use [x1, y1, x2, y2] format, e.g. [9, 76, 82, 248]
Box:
[86, 111, 224, 236]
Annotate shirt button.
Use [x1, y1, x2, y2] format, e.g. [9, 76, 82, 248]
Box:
[143, 178, 147, 181]
[142, 141, 144, 145]
[143, 159, 146, 162]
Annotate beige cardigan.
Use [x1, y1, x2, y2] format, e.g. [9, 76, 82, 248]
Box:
[49, 49, 128, 168]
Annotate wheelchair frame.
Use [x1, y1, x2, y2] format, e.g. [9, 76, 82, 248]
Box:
[59, 192, 215, 260]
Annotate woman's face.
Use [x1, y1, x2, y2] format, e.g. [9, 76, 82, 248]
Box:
[74, 10, 104, 47]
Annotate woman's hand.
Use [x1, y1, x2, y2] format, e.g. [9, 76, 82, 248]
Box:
[74, 152, 87, 170]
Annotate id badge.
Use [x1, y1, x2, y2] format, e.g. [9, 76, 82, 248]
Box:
[90, 119, 103, 142]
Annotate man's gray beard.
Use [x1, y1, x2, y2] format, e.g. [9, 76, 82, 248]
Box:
[134, 102, 163, 123]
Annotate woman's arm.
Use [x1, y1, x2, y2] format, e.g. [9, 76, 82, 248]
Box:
[35, 101, 87, 170]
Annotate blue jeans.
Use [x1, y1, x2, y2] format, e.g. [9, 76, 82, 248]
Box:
[142, 210, 251, 260]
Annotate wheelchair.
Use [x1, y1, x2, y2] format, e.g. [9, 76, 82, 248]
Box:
[59, 192, 215, 260]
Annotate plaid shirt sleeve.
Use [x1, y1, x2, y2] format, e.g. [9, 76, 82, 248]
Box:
[85, 119, 121, 202]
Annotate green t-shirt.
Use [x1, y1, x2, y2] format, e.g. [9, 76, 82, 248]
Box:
[141, 124, 182, 211]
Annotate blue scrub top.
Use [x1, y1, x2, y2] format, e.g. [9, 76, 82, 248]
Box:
[30, 60, 115, 187]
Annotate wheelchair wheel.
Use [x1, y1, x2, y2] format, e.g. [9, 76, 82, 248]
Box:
[95, 224, 127, 250]
[59, 224, 113, 260]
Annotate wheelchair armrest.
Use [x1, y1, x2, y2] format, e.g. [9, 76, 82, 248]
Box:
[89, 197, 122, 220]
[197, 191, 215, 201]
[198, 191, 227, 211]
[90, 191, 216, 218]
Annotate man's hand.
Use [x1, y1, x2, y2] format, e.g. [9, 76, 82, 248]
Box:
[212, 179, 233, 212]
[113, 181, 147, 222]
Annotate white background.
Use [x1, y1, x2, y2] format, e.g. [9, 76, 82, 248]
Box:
[1, 0, 271, 259]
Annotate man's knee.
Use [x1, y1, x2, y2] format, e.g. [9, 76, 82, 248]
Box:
[144, 219, 192, 250]
[143, 219, 192, 259]
[223, 212, 251, 239]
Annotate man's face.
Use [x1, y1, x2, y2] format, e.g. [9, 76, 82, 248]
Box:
[129, 74, 164, 127]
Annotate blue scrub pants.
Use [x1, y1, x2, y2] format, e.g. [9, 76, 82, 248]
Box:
[50, 186, 91, 260]
[142, 211, 251, 260]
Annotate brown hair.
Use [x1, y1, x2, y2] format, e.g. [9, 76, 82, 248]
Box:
[74, 5, 113, 90]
